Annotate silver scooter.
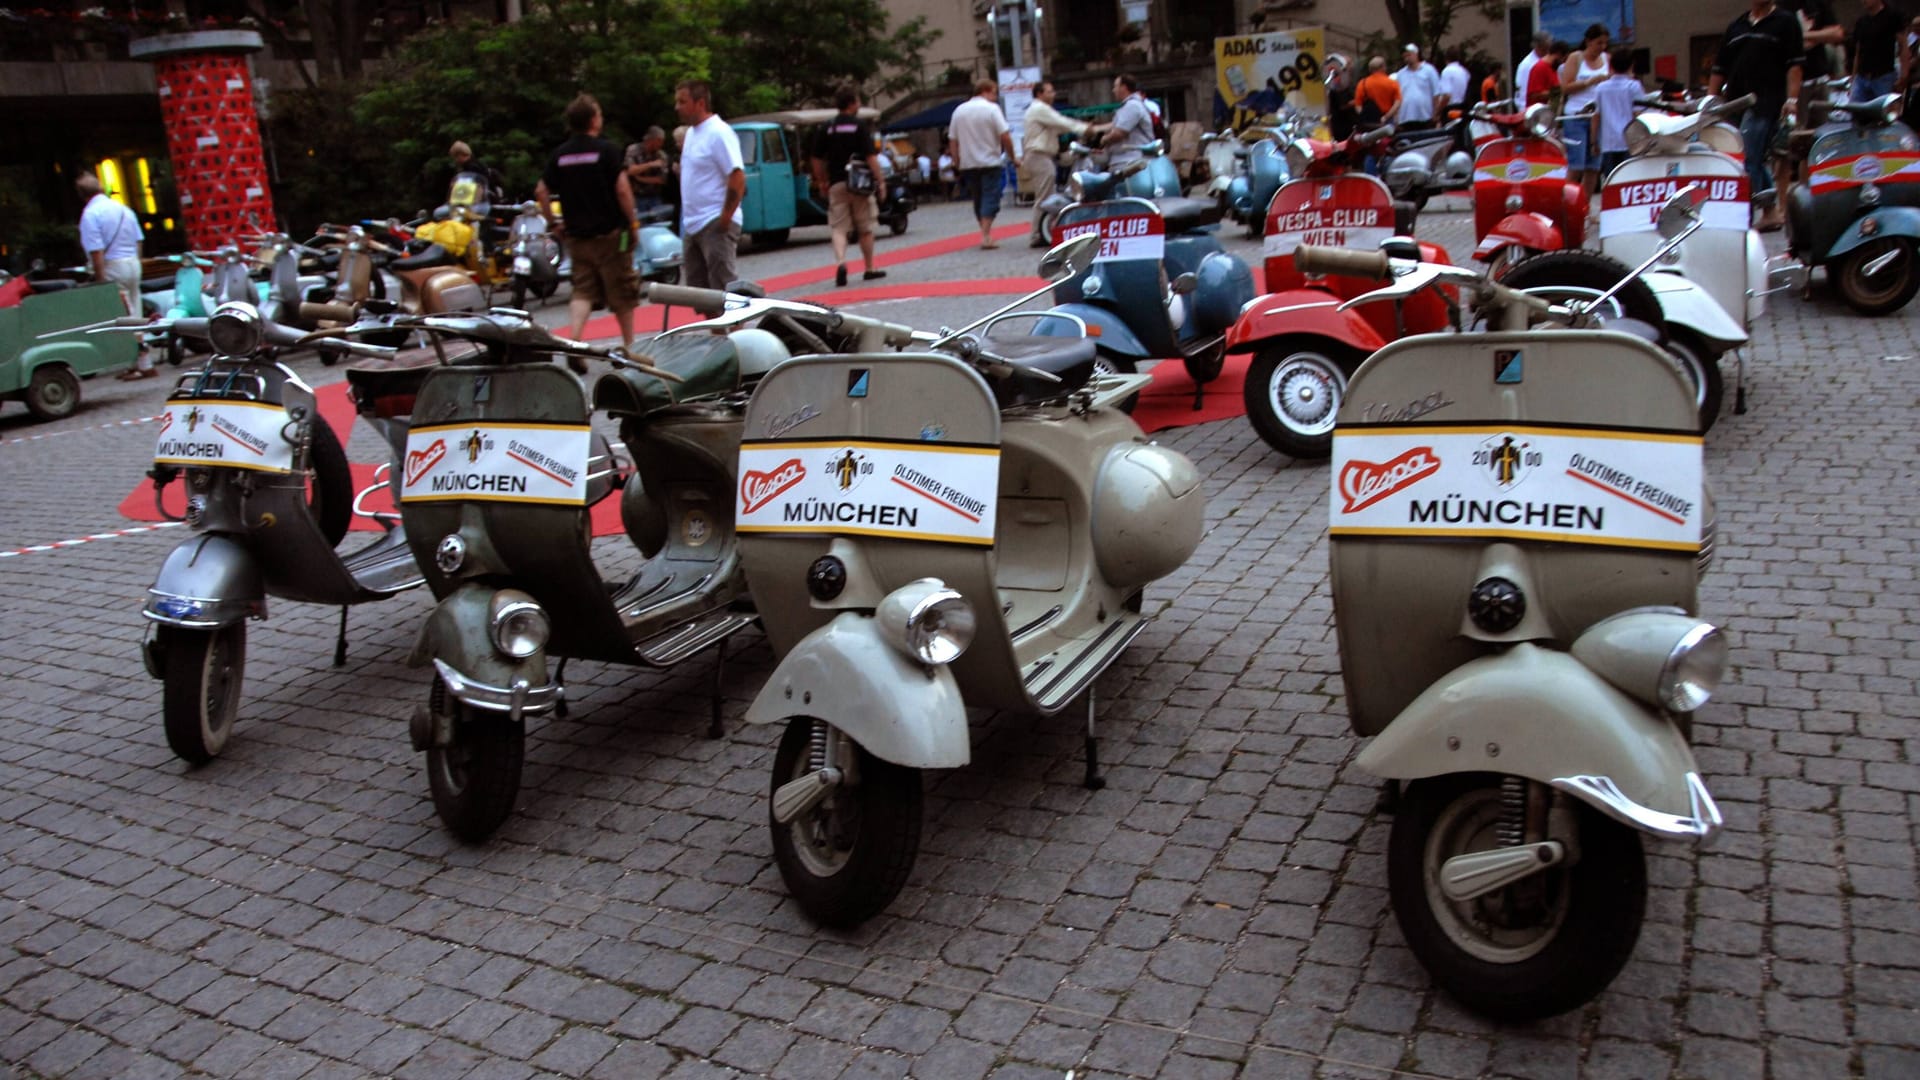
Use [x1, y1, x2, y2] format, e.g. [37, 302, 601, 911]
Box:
[1307, 189, 1725, 1019]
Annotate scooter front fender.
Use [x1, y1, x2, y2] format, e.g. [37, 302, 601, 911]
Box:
[408, 581, 558, 717]
[1823, 206, 1920, 261]
[1356, 643, 1720, 839]
[1644, 273, 1748, 351]
[143, 532, 265, 629]
[745, 612, 969, 769]
[1040, 302, 1151, 359]
[1225, 289, 1388, 354]
[1472, 213, 1562, 263]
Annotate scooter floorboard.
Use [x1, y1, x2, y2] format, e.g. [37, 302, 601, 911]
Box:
[337, 527, 426, 596]
[1020, 610, 1147, 714]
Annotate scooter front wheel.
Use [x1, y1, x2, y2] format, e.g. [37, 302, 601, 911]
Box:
[1244, 340, 1358, 459]
[426, 684, 525, 842]
[1388, 772, 1646, 1021]
[769, 717, 921, 929]
[1834, 237, 1920, 316]
[159, 623, 246, 765]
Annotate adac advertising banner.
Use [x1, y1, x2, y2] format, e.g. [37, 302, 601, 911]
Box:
[1213, 28, 1326, 131]
[154, 400, 295, 474]
[1330, 423, 1704, 553]
[738, 438, 1001, 546]
[401, 421, 593, 506]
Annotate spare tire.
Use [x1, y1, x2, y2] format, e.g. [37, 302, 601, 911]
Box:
[1499, 250, 1665, 336]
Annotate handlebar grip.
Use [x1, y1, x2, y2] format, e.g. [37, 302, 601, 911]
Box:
[300, 301, 357, 324]
[644, 282, 730, 315]
[1293, 245, 1391, 280]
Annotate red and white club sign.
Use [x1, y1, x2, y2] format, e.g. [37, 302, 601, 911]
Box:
[1599, 177, 1748, 238]
[1057, 214, 1166, 262]
[1330, 424, 1704, 552]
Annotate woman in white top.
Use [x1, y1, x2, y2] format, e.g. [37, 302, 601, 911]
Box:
[1560, 23, 1612, 200]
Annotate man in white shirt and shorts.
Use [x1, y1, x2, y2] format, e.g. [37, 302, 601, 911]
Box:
[78, 172, 154, 379]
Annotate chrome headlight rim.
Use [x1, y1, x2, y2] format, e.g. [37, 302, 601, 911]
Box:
[877, 578, 976, 666]
[489, 594, 550, 659]
[1658, 622, 1725, 713]
[206, 301, 264, 357]
[1284, 138, 1315, 179]
[1523, 103, 1555, 139]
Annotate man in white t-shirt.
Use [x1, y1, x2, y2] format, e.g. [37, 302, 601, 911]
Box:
[948, 80, 1018, 249]
[1438, 51, 1471, 119]
[674, 79, 746, 289]
[1515, 32, 1552, 106]
[77, 172, 154, 379]
[1394, 44, 1443, 129]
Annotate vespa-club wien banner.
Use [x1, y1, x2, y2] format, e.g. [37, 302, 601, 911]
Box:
[1330, 423, 1704, 553]
[1213, 27, 1326, 131]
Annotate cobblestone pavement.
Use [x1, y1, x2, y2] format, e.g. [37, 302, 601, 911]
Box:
[1, 196, 1916, 1079]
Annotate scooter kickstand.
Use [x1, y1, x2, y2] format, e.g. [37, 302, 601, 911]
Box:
[553, 657, 569, 719]
[1734, 347, 1748, 415]
[707, 636, 728, 740]
[1082, 688, 1106, 790]
[332, 606, 348, 667]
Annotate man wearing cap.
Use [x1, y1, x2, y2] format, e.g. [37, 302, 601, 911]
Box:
[1394, 43, 1443, 131]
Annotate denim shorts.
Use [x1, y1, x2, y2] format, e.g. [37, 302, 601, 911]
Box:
[961, 167, 1004, 221]
[1560, 116, 1594, 171]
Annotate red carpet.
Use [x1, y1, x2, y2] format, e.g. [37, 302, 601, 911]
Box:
[1131, 351, 1251, 434]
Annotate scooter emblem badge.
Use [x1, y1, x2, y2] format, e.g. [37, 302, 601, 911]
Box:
[406, 439, 447, 487]
[463, 430, 485, 463]
[1856, 156, 1884, 181]
[1477, 433, 1537, 490]
[1505, 159, 1531, 183]
[828, 448, 869, 493]
[184, 406, 202, 434]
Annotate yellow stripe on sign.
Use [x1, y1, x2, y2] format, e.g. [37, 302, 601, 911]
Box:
[738, 523, 995, 545]
[409, 421, 593, 435]
[153, 456, 292, 474]
[1329, 525, 1698, 552]
[1342, 424, 1702, 445]
[747, 439, 1000, 455]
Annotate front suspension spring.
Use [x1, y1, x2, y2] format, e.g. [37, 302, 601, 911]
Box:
[1496, 775, 1528, 847]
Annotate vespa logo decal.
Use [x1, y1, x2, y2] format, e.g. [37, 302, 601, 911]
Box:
[406, 439, 448, 487]
[158, 411, 174, 436]
[1338, 446, 1441, 513]
[741, 458, 807, 513]
[1857, 155, 1885, 180]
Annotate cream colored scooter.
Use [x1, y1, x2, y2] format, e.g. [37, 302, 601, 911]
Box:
[735, 236, 1207, 928]
[1306, 188, 1726, 1020]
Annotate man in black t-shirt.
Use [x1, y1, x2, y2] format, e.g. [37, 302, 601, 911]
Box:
[810, 85, 888, 287]
[1711, 1, 1805, 227]
[1854, 0, 1907, 100]
[535, 93, 640, 362]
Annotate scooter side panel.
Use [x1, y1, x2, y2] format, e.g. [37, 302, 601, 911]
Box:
[1643, 274, 1748, 350]
[743, 612, 970, 768]
[1035, 303, 1150, 358]
[247, 481, 372, 605]
[1355, 643, 1706, 825]
[1224, 290, 1387, 354]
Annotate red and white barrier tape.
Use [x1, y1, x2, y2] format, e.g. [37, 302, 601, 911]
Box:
[0, 521, 184, 559]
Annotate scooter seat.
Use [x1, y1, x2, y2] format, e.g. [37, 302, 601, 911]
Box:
[1153, 196, 1222, 233]
[592, 333, 740, 417]
[390, 243, 453, 271]
[978, 335, 1098, 408]
[344, 341, 483, 418]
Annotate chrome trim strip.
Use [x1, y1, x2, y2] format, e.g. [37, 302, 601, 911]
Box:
[1549, 771, 1722, 839]
[431, 658, 560, 721]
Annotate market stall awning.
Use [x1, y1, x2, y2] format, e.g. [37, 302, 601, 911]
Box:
[884, 98, 966, 132]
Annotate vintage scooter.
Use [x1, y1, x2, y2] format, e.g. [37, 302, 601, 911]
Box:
[504, 200, 563, 308]
[147, 248, 266, 366]
[1036, 138, 1214, 245]
[1202, 116, 1301, 238]
[1784, 92, 1920, 314]
[1306, 189, 1725, 1019]
[1383, 108, 1480, 209]
[1526, 92, 1781, 429]
[1225, 126, 1452, 458]
[1037, 150, 1254, 402]
[736, 234, 1206, 927]
[1471, 103, 1586, 273]
[85, 303, 422, 764]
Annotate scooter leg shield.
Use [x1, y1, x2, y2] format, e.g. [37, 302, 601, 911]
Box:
[744, 612, 970, 770]
[144, 533, 265, 628]
[1356, 643, 1720, 839]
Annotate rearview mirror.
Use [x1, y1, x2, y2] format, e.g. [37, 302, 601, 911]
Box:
[1657, 184, 1705, 239]
[1039, 233, 1100, 281]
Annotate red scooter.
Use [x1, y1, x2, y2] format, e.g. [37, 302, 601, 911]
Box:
[1225, 128, 1454, 459]
[1470, 103, 1586, 274]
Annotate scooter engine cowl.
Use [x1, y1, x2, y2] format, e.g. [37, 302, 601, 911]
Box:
[1091, 443, 1205, 589]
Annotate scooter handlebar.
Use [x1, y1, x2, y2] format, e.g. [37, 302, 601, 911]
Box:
[645, 282, 730, 316]
[1293, 245, 1391, 280]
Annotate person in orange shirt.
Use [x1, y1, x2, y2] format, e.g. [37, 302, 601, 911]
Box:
[1354, 55, 1403, 125]
[1481, 71, 1506, 105]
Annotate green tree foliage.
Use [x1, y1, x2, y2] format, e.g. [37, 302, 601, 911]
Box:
[262, 0, 936, 232]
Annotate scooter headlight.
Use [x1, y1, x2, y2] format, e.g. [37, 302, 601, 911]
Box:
[1523, 103, 1556, 139]
[489, 590, 550, 659]
[1571, 610, 1726, 713]
[206, 301, 263, 356]
[877, 578, 975, 665]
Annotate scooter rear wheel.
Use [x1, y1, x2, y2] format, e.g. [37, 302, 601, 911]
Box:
[770, 717, 921, 928]
[425, 685, 524, 843]
[1834, 237, 1920, 316]
[159, 623, 246, 765]
[1244, 339, 1358, 459]
[1388, 772, 1646, 1021]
